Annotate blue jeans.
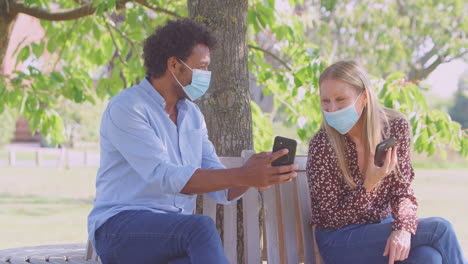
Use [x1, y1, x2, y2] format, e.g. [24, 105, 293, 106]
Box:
[316, 217, 467, 264]
[94, 210, 228, 264]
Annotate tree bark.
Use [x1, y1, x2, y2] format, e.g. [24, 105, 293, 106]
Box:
[188, 1, 251, 263]
[188, 0, 252, 156]
[0, 0, 18, 72]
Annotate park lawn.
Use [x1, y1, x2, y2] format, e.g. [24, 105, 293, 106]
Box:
[0, 167, 467, 255]
[0, 167, 96, 249]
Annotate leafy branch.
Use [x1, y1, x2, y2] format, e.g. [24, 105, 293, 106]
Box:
[104, 20, 128, 66]
[10, 0, 124, 21]
[248, 44, 292, 71]
[10, 0, 184, 21]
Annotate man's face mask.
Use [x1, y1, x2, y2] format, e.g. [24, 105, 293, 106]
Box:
[171, 59, 211, 101]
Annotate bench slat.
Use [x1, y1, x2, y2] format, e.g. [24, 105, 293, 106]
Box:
[280, 180, 300, 264]
[296, 171, 321, 264]
[263, 185, 282, 264]
[295, 155, 308, 171]
[219, 157, 243, 168]
[223, 202, 237, 263]
[203, 194, 217, 223]
[242, 188, 261, 264]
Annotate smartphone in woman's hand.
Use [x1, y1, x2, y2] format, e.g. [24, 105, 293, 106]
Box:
[374, 137, 397, 167]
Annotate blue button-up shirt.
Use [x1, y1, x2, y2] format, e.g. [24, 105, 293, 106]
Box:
[88, 78, 239, 247]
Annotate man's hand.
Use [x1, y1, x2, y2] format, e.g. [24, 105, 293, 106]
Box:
[241, 149, 298, 189]
[383, 229, 411, 264]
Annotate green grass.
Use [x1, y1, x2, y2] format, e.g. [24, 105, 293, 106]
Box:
[412, 170, 468, 254]
[0, 167, 96, 249]
[0, 167, 467, 256]
[412, 151, 468, 169]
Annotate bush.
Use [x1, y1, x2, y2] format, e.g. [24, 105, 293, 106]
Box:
[0, 108, 17, 146]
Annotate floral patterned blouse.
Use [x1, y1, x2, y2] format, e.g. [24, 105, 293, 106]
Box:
[306, 118, 418, 234]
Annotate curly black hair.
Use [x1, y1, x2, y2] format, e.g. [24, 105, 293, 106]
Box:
[143, 19, 217, 79]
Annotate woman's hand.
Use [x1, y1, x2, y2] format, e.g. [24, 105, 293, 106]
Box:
[363, 147, 398, 191]
[383, 229, 412, 264]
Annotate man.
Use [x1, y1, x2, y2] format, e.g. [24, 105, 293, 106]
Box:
[88, 19, 298, 264]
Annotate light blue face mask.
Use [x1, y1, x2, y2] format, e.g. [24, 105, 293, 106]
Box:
[171, 59, 211, 101]
[322, 91, 364, 134]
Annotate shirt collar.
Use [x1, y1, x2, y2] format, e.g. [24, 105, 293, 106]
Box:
[140, 77, 188, 109]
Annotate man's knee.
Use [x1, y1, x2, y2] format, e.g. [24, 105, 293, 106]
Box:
[192, 215, 217, 232]
[183, 214, 220, 245]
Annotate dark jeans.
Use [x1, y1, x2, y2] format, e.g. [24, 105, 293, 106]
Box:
[95, 210, 228, 264]
[316, 217, 467, 264]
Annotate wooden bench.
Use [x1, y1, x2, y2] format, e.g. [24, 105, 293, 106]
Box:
[0, 150, 323, 264]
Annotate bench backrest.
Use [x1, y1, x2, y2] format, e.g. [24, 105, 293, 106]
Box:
[86, 150, 323, 264]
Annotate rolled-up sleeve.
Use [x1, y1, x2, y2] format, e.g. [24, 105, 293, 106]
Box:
[390, 119, 418, 234]
[105, 102, 198, 195]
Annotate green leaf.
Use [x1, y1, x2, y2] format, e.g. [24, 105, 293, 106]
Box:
[31, 42, 45, 58]
[47, 38, 56, 53]
[50, 71, 65, 83]
[17, 46, 31, 63]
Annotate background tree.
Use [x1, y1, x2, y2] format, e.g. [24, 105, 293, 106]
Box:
[244, 0, 467, 158]
[0, 108, 17, 146]
[450, 70, 468, 129]
[298, 0, 467, 81]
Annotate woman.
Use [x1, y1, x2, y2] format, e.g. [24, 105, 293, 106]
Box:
[306, 60, 466, 264]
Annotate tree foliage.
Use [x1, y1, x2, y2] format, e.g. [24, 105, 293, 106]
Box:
[0, 0, 467, 157]
[450, 71, 468, 130]
[247, 0, 468, 157]
[302, 0, 467, 81]
[0, 107, 17, 146]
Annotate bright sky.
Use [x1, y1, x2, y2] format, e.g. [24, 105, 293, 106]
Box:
[425, 59, 467, 98]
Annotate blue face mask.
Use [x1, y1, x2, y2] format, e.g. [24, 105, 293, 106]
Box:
[322, 91, 364, 134]
[171, 59, 211, 101]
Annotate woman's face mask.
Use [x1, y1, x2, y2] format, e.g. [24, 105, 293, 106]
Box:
[171, 59, 211, 101]
[321, 84, 365, 135]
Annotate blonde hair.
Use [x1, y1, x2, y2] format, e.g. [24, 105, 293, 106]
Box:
[319, 61, 403, 189]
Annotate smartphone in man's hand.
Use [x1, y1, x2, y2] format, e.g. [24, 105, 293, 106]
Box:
[374, 137, 397, 167]
[272, 136, 297, 166]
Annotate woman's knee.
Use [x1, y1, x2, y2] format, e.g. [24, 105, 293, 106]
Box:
[407, 246, 442, 264]
[419, 217, 454, 233]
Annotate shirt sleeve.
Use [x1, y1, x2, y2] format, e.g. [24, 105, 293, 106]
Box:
[390, 119, 418, 234]
[307, 132, 378, 227]
[104, 101, 198, 196]
[199, 114, 242, 204]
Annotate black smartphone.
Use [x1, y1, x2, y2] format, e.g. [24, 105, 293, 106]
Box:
[271, 136, 297, 166]
[374, 137, 397, 167]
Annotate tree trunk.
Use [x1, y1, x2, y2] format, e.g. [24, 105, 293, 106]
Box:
[188, 1, 251, 263]
[188, 0, 252, 155]
[0, 0, 18, 71]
